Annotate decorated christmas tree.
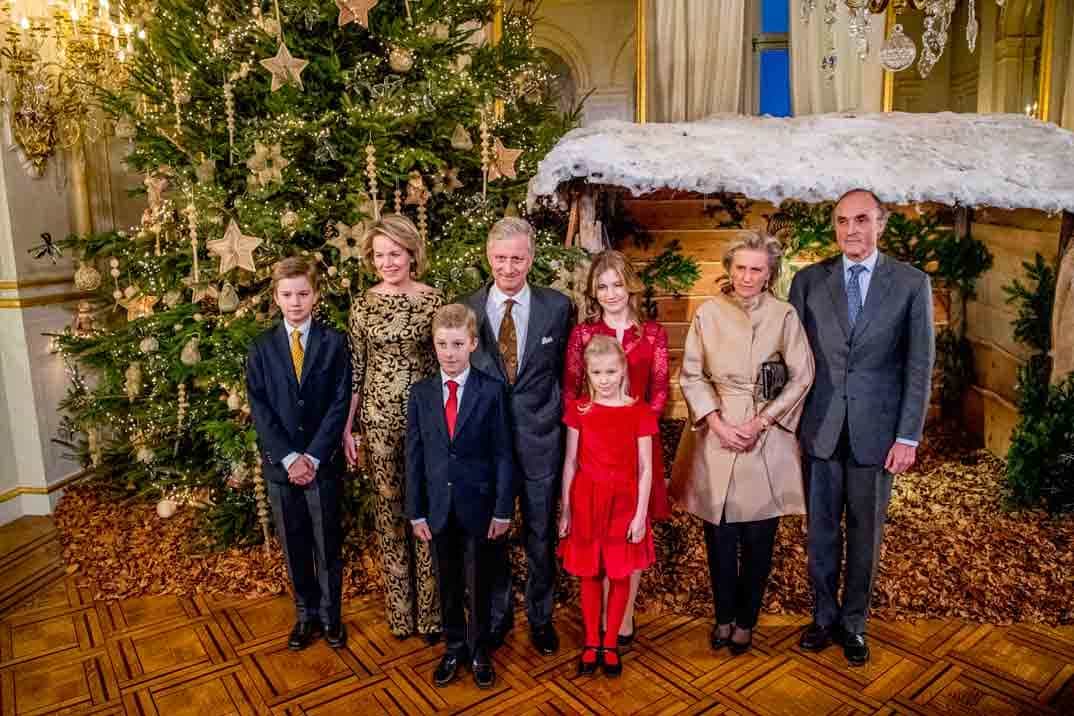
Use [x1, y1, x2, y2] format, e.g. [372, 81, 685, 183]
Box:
[54, 0, 579, 546]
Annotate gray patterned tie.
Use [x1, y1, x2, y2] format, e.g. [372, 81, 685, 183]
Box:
[847, 264, 867, 328]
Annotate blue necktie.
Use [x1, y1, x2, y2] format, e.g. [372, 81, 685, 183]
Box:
[847, 264, 867, 328]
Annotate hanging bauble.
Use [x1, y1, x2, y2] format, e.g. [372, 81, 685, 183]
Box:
[195, 154, 216, 184]
[388, 46, 414, 73]
[218, 283, 240, 313]
[227, 389, 242, 411]
[125, 362, 143, 400]
[156, 498, 178, 518]
[227, 462, 248, 489]
[139, 336, 159, 354]
[879, 24, 916, 73]
[180, 337, 201, 366]
[450, 124, 473, 150]
[280, 209, 299, 230]
[136, 445, 155, 464]
[72, 301, 95, 336]
[74, 261, 102, 291]
[163, 289, 182, 308]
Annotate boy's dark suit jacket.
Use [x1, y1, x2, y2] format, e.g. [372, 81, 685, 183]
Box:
[405, 367, 514, 537]
[246, 320, 353, 483]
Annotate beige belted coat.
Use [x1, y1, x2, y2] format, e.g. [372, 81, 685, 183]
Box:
[671, 289, 815, 524]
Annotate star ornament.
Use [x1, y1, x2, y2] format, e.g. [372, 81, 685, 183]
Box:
[119, 291, 160, 321]
[245, 141, 290, 188]
[434, 166, 463, 194]
[327, 222, 363, 261]
[404, 171, 430, 206]
[487, 138, 523, 181]
[260, 41, 309, 92]
[336, 0, 377, 28]
[183, 274, 220, 303]
[207, 220, 263, 274]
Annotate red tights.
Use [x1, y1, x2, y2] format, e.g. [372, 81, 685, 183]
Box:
[580, 575, 629, 665]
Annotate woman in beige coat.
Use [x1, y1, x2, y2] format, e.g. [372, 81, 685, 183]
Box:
[673, 232, 814, 655]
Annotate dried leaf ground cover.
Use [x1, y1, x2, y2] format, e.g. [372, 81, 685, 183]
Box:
[57, 423, 1073, 624]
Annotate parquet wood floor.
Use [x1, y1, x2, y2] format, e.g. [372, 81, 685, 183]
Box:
[3, 520, 1073, 715]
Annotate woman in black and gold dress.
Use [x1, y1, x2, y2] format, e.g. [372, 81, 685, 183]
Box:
[343, 214, 443, 639]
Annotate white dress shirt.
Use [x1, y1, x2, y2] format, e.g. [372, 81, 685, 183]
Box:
[412, 364, 509, 527]
[485, 282, 530, 365]
[281, 317, 321, 471]
[842, 251, 917, 448]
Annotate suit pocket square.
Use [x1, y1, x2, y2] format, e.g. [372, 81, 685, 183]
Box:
[541, 336, 554, 345]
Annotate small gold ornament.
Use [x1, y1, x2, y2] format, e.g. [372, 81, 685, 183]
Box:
[487, 138, 522, 181]
[195, 154, 216, 184]
[125, 362, 143, 400]
[433, 166, 462, 194]
[144, 173, 169, 209]
[335, 0, 378, 28]
[136, 445, 156, 464]
[450, 123, 473, 150]
[260, 42, 309, 92]
[163, 289, 183, 308]
[327, 222, 363, 261]
[388, 46, 414, 73]
[207, 220, 262, 274]
[72, 301, 95, 336]
[182, 274, 219, 304]
[280, 209, 300, 230]
[180, 337, 202, 366]
[227, 389, 243, 411]
[246, 141, 290, 188]
[404, 171, 429, 205]
[119, 289, 160, 321]
[218, 282, 240, 313]
[156, 498, 177, 518]
[139, 336, 159, 354]
[74, 261, 102, 291]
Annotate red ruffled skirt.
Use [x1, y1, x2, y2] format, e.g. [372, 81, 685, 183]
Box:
[558, 471, 655, 579]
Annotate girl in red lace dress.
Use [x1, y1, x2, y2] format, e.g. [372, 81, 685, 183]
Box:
[558, 335, 656, 677]
[562, 250, 669, 645]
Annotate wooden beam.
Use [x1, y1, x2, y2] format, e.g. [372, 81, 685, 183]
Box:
[1059, 210, 1074, 260]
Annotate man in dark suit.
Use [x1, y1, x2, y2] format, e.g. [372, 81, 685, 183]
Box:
[789, 189, 935, 666]
[464, 217, 573, 656]
[406, 303, 514, 689]
[246, 257, 353, 651]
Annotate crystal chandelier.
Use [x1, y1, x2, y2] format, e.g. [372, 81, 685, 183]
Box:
[0, 0, 145, 176]
[800, 0, 1005, 82]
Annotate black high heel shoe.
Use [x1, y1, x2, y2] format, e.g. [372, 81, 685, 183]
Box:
[601, 646, 623, 677]
[728, 627, 753, 656]
[617, 616, 636, 648]
[710, 623, 733, 650]
[577, 645, 600, 676]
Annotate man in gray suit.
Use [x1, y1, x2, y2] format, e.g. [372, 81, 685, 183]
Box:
[788, 189, 934, 666]
[464, 217, 573, 656]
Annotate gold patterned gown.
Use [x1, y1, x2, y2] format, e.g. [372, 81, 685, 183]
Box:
[349, 289, 443, 636]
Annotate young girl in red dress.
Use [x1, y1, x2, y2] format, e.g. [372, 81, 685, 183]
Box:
[562, 250, 669, 646]
[558, 335, 656, 677]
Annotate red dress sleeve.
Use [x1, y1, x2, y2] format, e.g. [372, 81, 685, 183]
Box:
[563, 324, 588, 401]
[563, 398, 583, 430]
[646, 322, 670, 415]
[635, 401, 659, 438]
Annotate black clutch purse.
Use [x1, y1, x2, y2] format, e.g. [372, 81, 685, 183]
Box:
[759, 353, 788, 402]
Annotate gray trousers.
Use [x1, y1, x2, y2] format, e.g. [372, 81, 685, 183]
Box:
[805, 429, 893, 634]
[267, 475, 344, 626]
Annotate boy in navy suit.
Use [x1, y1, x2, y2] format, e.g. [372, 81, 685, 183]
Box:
[246, 257, 352, 651]
[406, 303, 514, 689]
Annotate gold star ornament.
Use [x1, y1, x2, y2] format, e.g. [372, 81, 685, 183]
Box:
[336, 0, 377, 28]
[183, 274, 220, 304]
[207, 220, 262, 274]
[260, 42, 309, 92]
[119, 288, 160, 321]
[487, 138, 523, 181]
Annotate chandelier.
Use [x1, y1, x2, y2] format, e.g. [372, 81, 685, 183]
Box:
[0, 0, 145, 176]
[801, 0, 1007, 81]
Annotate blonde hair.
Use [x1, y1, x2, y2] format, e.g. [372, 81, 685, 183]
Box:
[582, 250, 644, 324]
[579, 334, 634, 412]
[721, 231, 784, 293]
[432, 303, 478, 339]
[272, 256, 320, 293]
[487, 217, 536, 255]
[361, 214, 427, 277]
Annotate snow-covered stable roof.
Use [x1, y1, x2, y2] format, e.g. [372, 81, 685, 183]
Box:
[527, 112, 1074, 214]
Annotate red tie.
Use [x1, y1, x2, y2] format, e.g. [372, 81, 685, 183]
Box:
[445, 380, 459, 438]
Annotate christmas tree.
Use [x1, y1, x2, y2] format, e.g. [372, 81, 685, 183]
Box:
[55, 0, 579, 546]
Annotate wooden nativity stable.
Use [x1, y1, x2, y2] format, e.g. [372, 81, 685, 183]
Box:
[527, 112, 1074, 458]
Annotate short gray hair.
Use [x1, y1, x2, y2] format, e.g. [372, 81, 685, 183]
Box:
[831, 188, 890, 225]
[721, 231, 784, 290]
[487, 217, 536, 255]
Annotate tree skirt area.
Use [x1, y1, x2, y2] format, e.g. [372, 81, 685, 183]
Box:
[56, 423, 1074, 625]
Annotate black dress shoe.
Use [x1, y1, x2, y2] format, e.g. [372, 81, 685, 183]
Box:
[710, 623, 733, 650]
[472, 657, 496, 689]
[488, 626, 510, 649]
[842, 632, 869, 666]
[287, 620, 322, 651]
[434, 652, 464, 687]
[601, 646, 623, 677]
[617, 616, 636, 648]
[324, 622, 347, 649]
[530, 624, 560, 655]
[728, 627, 752, 656]
[423, 630, 442, 646]
[577, 645, 600, 676]
[799, 622, 834, 652]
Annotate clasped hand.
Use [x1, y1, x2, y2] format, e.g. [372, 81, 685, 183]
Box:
[706, 412, 765, 453]
[287, 455, 316, 485]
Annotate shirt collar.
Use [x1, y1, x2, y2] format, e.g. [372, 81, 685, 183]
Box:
[442, 366, 471, 388]
[489, 282, 531, 311]
[284, 317, 312, 338]
[843, 250, 879, 275]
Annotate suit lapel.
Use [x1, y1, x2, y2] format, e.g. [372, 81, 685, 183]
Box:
[824, 259, 852, 339]
[428, 377, 451, 444]
[453, 370, 480, 439]
[299, 321, 323, 388]
[852, 253, 894, 340]
[473, 285, 507, 381]
[517, 287, 547, 379]
[275, 322, 300, 393]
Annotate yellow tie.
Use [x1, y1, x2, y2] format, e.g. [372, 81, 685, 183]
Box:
[290, 329, 304, 382]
